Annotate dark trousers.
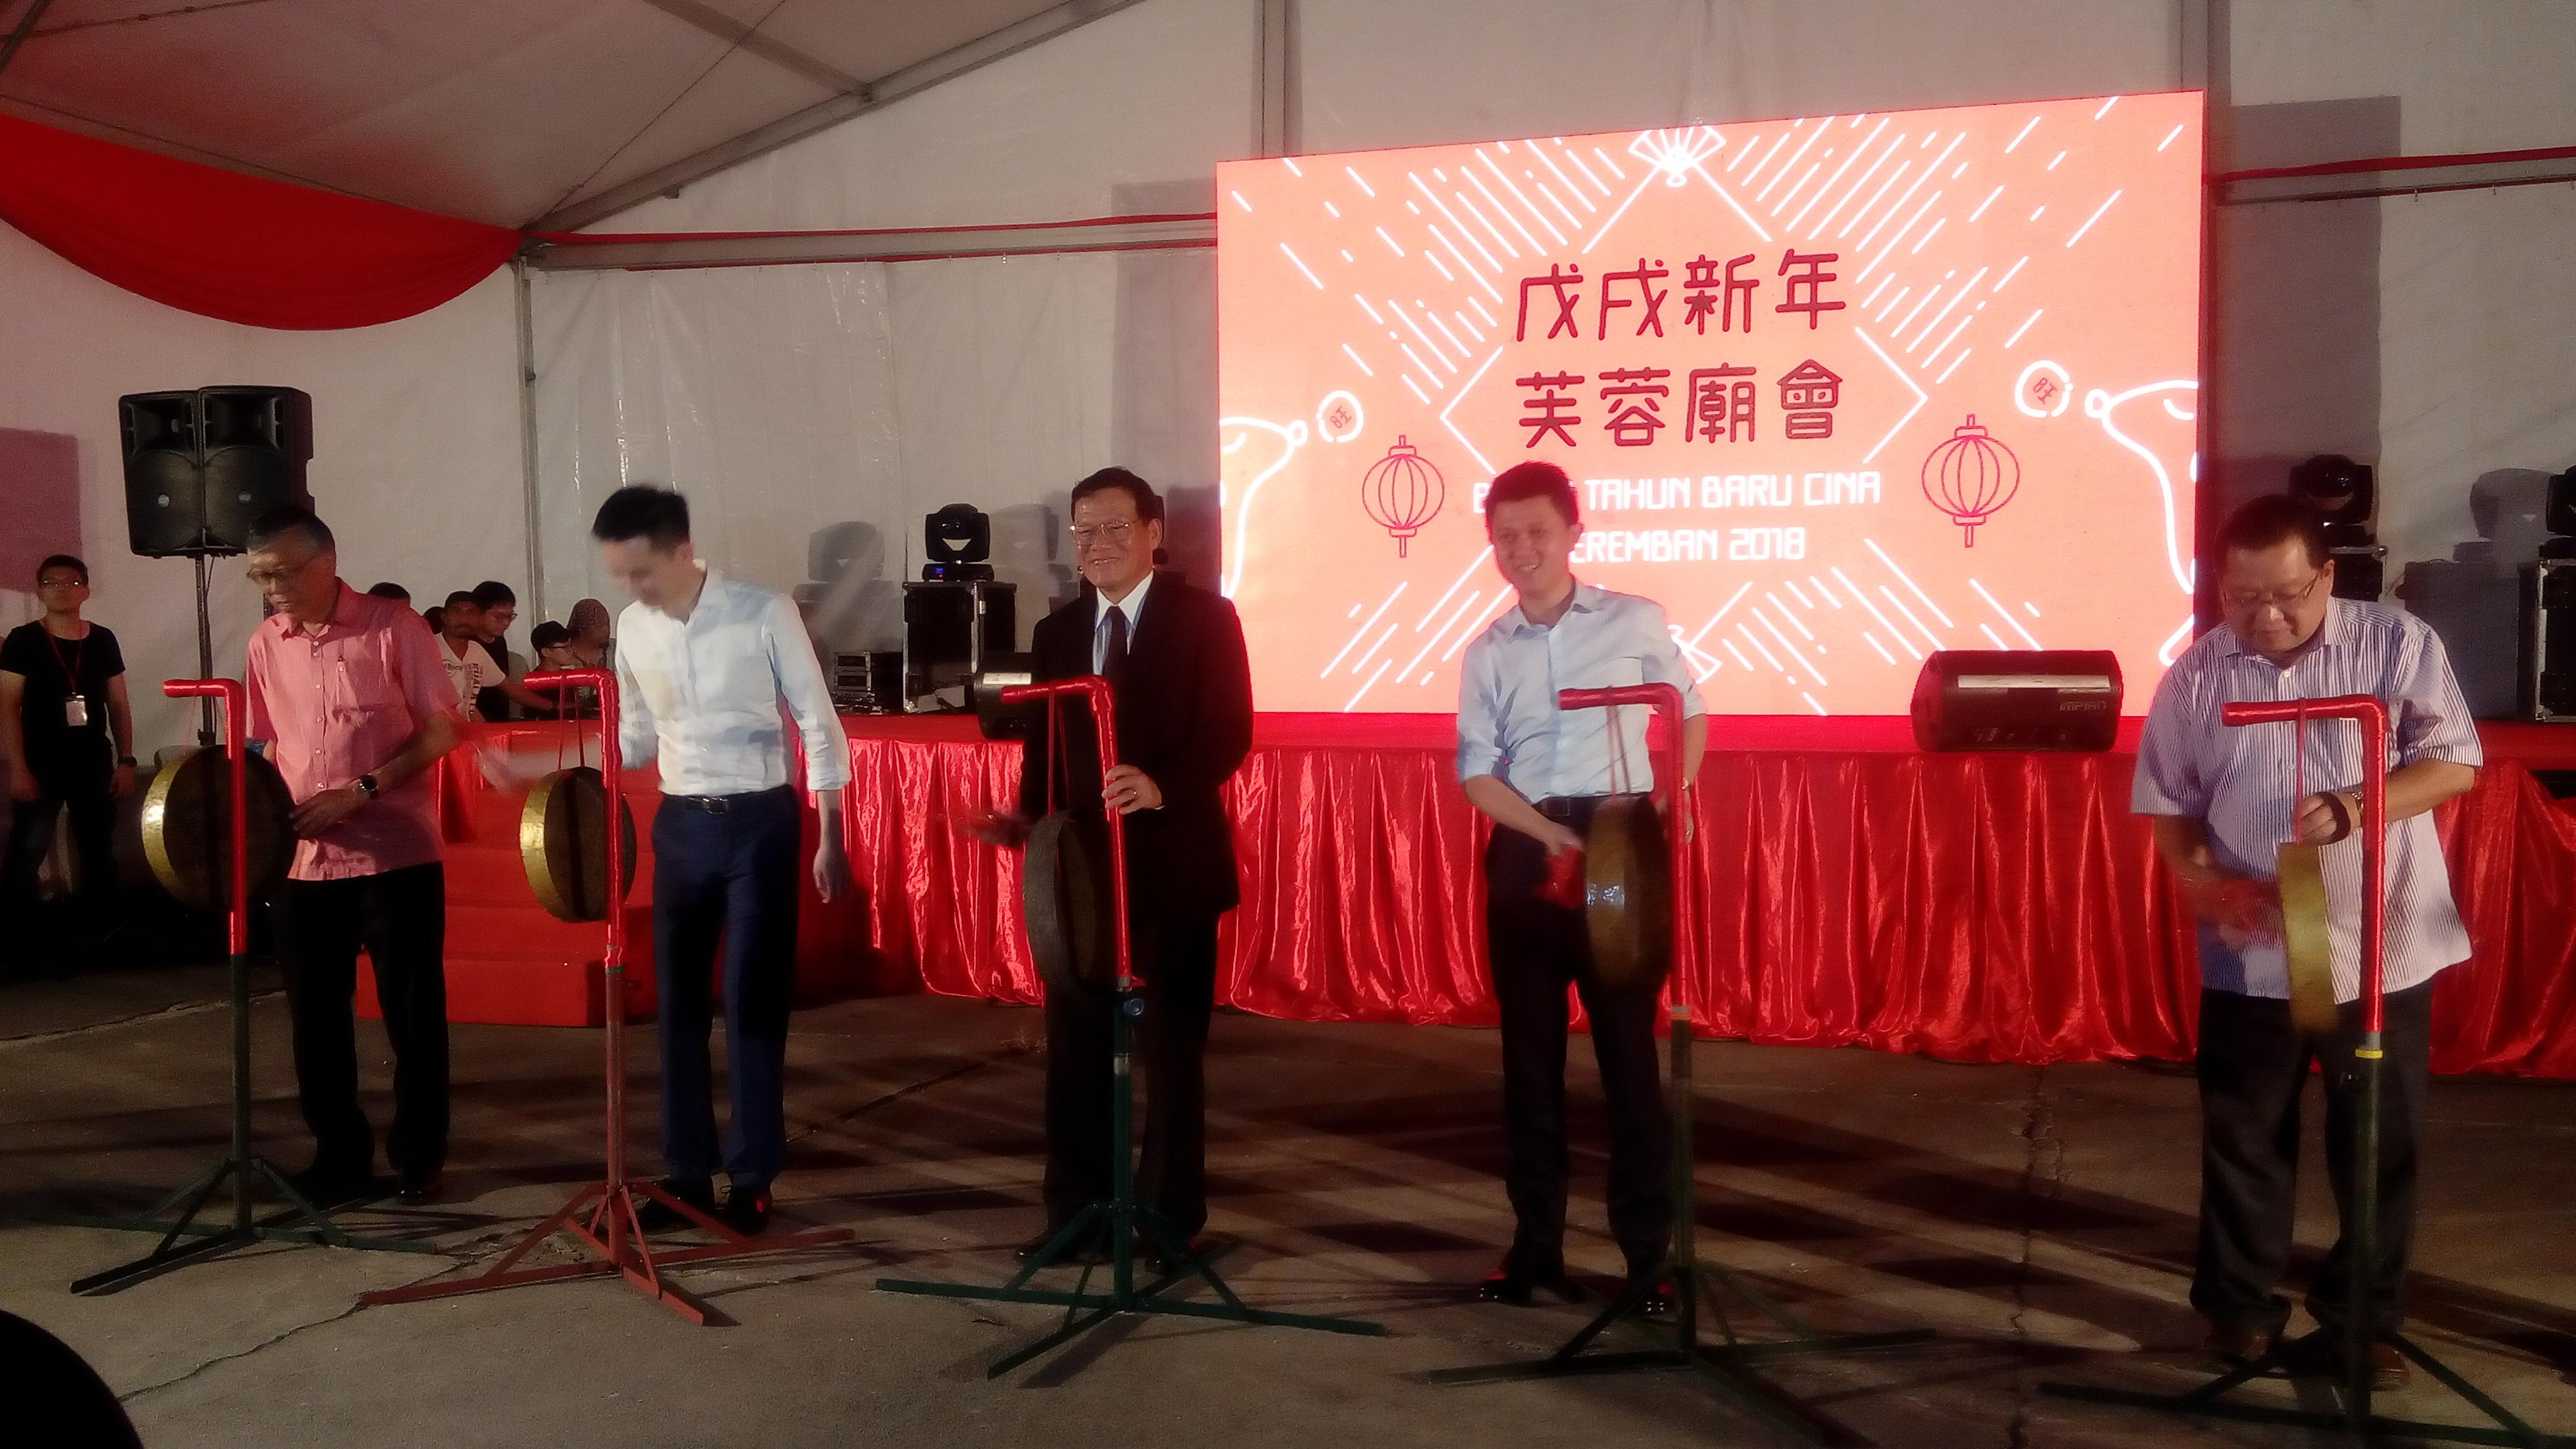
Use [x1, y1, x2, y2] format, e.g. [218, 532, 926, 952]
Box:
[2194, 980, 2433, 1336]
[1485, 799, 1672, 1277]
[2, 770, 116, 923]
[279, 862, 450, 1179]
[652, 786, 800, 1191]
[1043, 913, 1219, 1238]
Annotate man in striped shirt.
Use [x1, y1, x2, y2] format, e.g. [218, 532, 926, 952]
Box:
[2133, 495, 2481, 1387]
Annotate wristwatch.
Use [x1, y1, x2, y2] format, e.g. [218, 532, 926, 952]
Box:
[355, 773, 381, 800]
[116, 755, 137, 767]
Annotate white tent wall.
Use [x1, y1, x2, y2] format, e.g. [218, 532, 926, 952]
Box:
[530, 0, 2576, 687]
[0, 225, 525, 752]
[528, 248, 1218, 655]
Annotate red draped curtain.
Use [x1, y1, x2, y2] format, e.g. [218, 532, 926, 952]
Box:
[843, 716, 2576, 1079]
[0, 114, 520, 330]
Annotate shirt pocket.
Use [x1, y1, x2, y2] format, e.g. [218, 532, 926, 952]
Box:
[326, 651, 394, 719]
[1571, 653, 1647, 692]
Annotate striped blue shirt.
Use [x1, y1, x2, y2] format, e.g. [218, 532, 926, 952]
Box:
[2132, 598, 2482, 1002]
[1457, 582, 1706, 799]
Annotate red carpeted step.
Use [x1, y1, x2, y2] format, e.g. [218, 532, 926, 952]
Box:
[358, 901, 655, 1027]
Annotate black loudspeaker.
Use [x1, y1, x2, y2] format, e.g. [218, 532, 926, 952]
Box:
[2546, 468, 2576, 538]
[120, 387, 313, 557]
[2523, 558, 2576, 723]
[901, 579, 1016, 707]
[1911, 650, 2124, 752]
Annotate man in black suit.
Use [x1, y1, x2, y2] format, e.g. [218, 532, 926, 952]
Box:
[977, 467, 1253, 1266]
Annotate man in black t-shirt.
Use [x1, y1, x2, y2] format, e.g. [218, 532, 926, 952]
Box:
[1, 555, 136, 948]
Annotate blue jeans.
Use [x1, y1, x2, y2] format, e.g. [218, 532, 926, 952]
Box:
[651, 786, 800, 1190]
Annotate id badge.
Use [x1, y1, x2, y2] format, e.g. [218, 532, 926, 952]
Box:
[63, 695, 89, 728]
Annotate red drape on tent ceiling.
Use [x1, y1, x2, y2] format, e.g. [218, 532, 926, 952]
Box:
[0, 114, 520, 330]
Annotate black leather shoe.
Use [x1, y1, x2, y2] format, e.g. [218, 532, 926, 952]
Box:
[284, 1162, 379, 1210]
[1477, 1255, 1568, 1306]
[718, 1183, 772, 1236]
[1141, 1235, 1218, 1275]
[1015, 1224, 1109, 1265]
[633, 1179, 717, 1233]
[393, 1170, 444, 1208]
[1626, 1272, 1677, 1317]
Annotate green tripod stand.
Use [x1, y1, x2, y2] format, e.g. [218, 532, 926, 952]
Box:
[62, 677, 430, 1294]
[1430, 684, 1931, 1441]
[875, 675, 1384, 1375]
[2044, 694, 2572, 1448]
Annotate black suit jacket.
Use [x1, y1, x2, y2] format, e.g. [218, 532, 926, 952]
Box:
[1017, 572, 1254, 921]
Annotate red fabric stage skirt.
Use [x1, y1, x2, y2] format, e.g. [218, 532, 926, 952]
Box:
[430, 714, 2576, 1079]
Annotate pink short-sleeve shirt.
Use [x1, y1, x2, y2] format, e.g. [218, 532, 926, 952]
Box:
[246, 582, 460, 880]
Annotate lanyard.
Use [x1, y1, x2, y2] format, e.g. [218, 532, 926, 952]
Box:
[45, 625, 87, 691]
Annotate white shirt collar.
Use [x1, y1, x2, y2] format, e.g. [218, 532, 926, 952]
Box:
[1502, 579, 1600, 637]
[1096, 570, 1153, 633]
[649, 563, 720, 626]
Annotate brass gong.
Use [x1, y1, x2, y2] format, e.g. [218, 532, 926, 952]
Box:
[1024, 811, 1117, 999]
[520, 767, 638, 923]
[1584, 794, 1674, 994]
[140, 748, 296, 911]
[2276, 842, 2340, 1034]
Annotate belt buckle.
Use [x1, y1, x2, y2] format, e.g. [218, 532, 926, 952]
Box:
[704, 796, 730, 814]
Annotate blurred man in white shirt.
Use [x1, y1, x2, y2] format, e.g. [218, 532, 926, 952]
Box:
[594, 486, 850, 1236]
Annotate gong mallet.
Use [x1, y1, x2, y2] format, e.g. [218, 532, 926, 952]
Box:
[1431, 684, 1930, 1440]
[360, 668, 847, 1325]
[67, 679, 431, 1295]
[877, 675, 1384, 1376]
[2045, 693, 2569, 1448]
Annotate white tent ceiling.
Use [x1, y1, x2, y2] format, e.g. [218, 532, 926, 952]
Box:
[0, 0, 1124, 229]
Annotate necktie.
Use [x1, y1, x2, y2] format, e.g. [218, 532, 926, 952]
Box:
[1101, 604, 1128, 683]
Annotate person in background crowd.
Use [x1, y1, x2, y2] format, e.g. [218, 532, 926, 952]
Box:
[242, 508, 462, 1207]
[423, 604, 445, 636]
[1, 555, 135, 962]
[438, 590, 554, 723]
[436, 592, 508, 723]
[469, 582, 525, 720]
[531, 620, 574, 670]
[365, 582, 412, 608]
[565, 597, 613, 669]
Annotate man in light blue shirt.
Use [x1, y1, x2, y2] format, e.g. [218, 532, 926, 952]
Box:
[2134, 494, 2479, 1386]
[1456, 460, 1705, 1310]
[595, 486, 850, 1238]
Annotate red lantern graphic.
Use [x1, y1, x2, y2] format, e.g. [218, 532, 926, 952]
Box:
[1360, 435, 1445, 557]
[1919, 414, 2022, 547]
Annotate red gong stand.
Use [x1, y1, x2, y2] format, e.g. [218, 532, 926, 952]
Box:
[877, 675, 1383, 1375]
[1431, 684, 1929, 1441]
[65, 679, 431, 1293]
[359, 667, 845, 1324]
[2046, 694, 2570, 1448]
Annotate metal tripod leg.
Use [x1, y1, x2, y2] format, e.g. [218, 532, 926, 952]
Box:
[63, 952, 433, 1293]
[878, 987, 1384, 1375]
[2043, 1041, 2573, 1447]
[1428, 1010, 1933, 1442]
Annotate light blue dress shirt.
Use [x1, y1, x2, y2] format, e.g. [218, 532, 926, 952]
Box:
[1457, 582, 1706, 799]
[613, 568, 851, 796]
[2133, 598, 2482, 1002]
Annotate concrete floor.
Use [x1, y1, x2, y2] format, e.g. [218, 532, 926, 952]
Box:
[3, 965, 2572, 1448]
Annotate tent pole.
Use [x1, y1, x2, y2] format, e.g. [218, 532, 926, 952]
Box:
[513, 256, 545, 623]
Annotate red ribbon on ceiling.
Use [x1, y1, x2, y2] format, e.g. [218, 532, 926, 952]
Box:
[0, 113, 521, 331]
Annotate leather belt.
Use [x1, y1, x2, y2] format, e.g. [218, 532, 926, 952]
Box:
[663, 785, 792, 814]
[1534, 796, 1607, 823]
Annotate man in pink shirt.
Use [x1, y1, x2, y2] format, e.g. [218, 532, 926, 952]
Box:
[243, 508, 462, 1207]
